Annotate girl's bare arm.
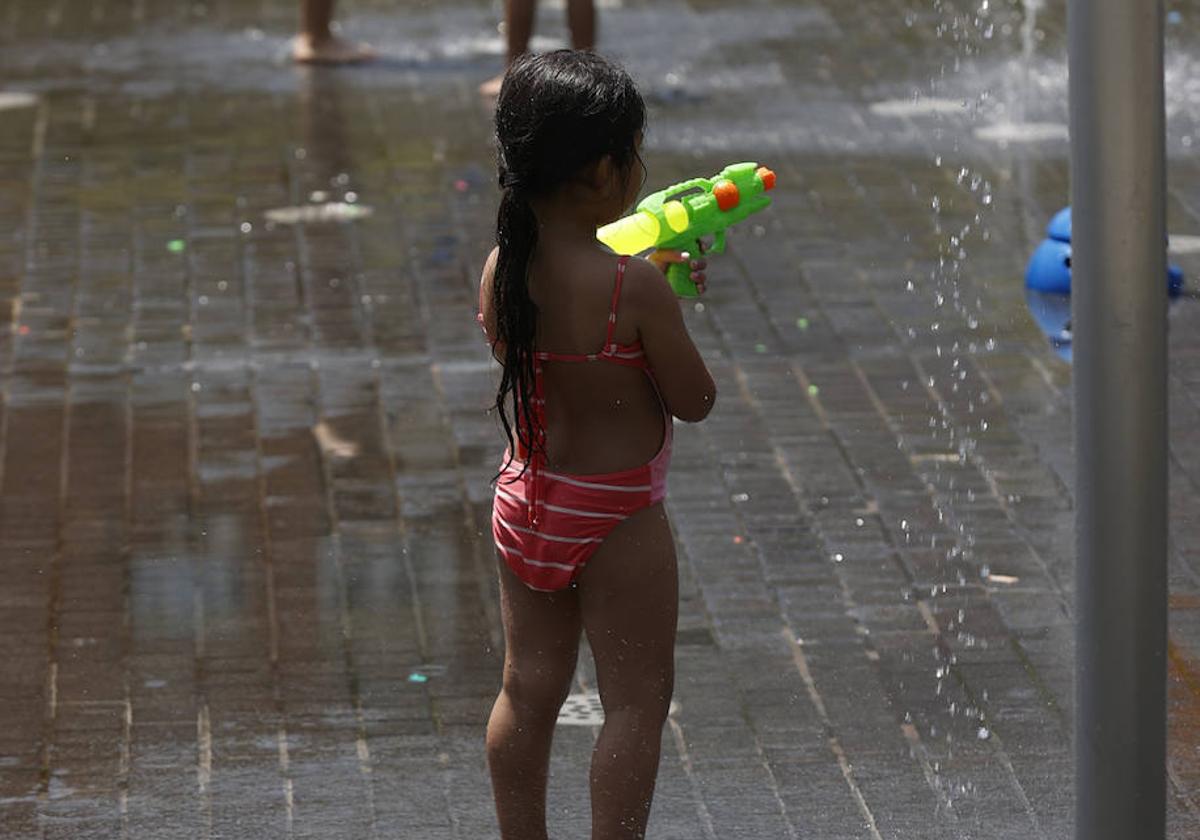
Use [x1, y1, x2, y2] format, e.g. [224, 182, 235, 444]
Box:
[629, 257, 716, 422]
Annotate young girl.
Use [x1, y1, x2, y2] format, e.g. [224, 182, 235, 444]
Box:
[478, 51, 715, 840]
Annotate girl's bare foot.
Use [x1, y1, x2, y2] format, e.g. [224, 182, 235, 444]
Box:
[479, 72, 505, 98]
[292, 34, 375, 65]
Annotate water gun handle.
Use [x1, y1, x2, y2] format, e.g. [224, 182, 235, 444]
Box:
[666, 260, 699, 298]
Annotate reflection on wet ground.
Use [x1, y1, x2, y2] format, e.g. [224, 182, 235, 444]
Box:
[3, 0, 1200, 837]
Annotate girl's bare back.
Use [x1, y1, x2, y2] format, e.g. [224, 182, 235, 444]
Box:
[527, 243, 665, 475]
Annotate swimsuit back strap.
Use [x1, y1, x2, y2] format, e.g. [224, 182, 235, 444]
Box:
[604, 256, 631, 353]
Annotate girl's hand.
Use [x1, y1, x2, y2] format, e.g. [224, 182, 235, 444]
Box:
[647, 249, 708, 295]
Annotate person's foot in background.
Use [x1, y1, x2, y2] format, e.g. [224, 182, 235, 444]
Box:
[293, 0, 375, 64]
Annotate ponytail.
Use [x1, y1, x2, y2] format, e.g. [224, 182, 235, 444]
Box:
[492, 185, 541, 481]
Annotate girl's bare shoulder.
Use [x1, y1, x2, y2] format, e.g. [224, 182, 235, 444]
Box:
[617, 255, 678, 323]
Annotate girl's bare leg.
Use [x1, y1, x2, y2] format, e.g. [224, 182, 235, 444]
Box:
[577, 503, 678, 840]
[566, 0, 596, 50]
[487, 558, 582, 840]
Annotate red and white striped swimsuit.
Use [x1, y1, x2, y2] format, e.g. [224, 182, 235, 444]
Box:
[491, 256, 673, 591]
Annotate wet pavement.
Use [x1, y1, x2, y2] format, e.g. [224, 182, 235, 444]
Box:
[3, 0, 1200, 837]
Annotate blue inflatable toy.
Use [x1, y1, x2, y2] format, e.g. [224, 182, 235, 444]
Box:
[1025, 207, 1183, 296]
[1025, 289, 1073, 362]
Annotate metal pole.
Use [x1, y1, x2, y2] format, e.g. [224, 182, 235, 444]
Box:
[1070, 0, 1168, 837]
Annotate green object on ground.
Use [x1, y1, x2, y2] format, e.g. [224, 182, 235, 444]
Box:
[597, 162, 777, 298]
[167, 239, 186, 253]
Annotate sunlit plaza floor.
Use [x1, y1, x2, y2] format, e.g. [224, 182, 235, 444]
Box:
[3, 0, 1200, 837]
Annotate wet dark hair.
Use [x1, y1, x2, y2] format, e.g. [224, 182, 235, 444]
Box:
[491, 50, 646, 479]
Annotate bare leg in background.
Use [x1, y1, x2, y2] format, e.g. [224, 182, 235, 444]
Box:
[293, 0, 375, 64]
[480, 0, 597, 96]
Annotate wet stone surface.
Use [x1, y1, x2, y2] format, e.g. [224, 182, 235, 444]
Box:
[3, 0, 1200, 837]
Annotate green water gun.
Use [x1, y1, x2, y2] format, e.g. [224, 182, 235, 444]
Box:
[597, 161, 777, 297]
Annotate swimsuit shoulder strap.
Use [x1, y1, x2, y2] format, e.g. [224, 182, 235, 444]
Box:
[604, 256, 632, 352]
